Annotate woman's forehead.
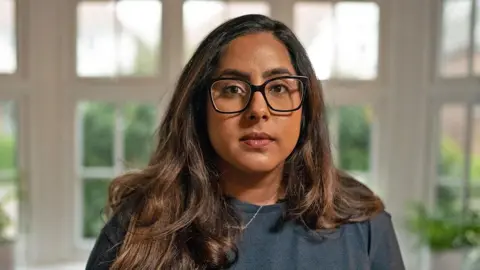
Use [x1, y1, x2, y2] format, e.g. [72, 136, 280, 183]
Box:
[215, 32, 295, 78]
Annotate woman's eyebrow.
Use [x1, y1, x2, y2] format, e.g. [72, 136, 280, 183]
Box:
[262, 67, 292, 78]
[217, 69, 250, 80]
[216, 67, 293, 80]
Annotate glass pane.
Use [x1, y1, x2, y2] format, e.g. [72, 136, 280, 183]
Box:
[333, 2, 379, 80]
[0, 102, 16, 171]
[436, 185, 462, 213]
[80, 102, 115, 167]
[437, 105, 467, 212]
[440, 0, 472, 77]
[294, 2, 379, 80]
[470, 106, 480, 211]
[83, 178, 110, 238]
[294, 3, 333, 80]
[80, 103, 157, 238]
[474, 0, 480, 74]
[77, 0, 162, 77]
[330, 106, 372, 184]
[183, 0, 270, 63]
[123, 103, 157, 168]
[0, 0, 16, 73]
[0, 101, 18, 268]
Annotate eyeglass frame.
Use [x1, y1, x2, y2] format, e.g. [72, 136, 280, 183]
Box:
[208, 75, 309, 114]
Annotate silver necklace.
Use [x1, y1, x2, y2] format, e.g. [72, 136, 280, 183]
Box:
[241, 192, 278, 230]
[242, 205, 263, 229]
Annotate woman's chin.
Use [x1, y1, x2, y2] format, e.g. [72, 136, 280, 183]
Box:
[234, 159, 282, 174]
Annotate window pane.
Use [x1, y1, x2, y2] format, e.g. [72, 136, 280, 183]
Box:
[123, 103, 157, 168]
[0, 102, 16, 171]
[474, 0, 480, 74]
[77, 0, 162, 77]
[183, 1, 270, 63]
[436, 185, 463, 213]
[0, 101, 18, 266]
[294, 3, 333, 80]
[330, 106, 372, 184]
[470, 106, 480, 211]
[437, 105, 467, 212]
[80, 102, 115, 167]
[440, 0, 472, 77]
[83, 178, 110, 238]
[294, 2, 379, 80]
[80, 102, 157, 238]
[0, 0, 16, 73]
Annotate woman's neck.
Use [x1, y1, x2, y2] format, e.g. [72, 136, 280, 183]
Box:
[219, 164, 284, 206]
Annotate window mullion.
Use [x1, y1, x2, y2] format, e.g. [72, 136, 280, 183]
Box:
[329, 108, 340, 166]
[463, 103, 474, 212]
[114, 104, 125, 175]
[468, 0, 477, 75]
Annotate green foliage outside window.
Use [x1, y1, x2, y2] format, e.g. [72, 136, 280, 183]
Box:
[0, 134, 15, 170]
[82, 103, 157, 238]
[81, 39, 159, 238]
[336, 106, 372, 172]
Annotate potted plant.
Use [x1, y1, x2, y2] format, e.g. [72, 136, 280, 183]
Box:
[407, 203, 480, 270]
[0, 192, 14, 270]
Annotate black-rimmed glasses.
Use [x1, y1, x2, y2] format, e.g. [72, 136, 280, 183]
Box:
[209, 75, 308, 114]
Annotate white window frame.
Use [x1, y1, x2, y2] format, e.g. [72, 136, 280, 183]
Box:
[0, 0, 444, 269]
[62, 0, 173, 258]
[428, 0, 480, 208]
[424, 0, 480, 267]
[65, 0, 388, 256]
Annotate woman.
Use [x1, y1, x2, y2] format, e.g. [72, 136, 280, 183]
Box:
[86, 14, 405, 270]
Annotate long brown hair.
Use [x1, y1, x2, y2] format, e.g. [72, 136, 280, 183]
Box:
[107, 14, 384, 269]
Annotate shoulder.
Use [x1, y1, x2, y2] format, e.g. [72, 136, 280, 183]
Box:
[85, 204, 132, 269]
[368, 210, 394, 232]
[353, 211, 405, 270]
[340, 211, 392, 247]
[338, 211, 404, 269]
[349, 211, 395, 246]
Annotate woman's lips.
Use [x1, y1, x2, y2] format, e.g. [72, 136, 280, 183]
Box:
[241, 139, 273, 148]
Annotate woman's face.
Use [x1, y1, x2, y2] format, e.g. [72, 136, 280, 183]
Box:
[206, 32, 302, 174]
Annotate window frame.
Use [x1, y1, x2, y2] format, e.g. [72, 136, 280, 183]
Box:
[433, 0, 480, 81]
[66, 0, 388, 254]
[429, 0, 480, 214]
[2, 0, 410, 266]
[0, 0, 32, 266]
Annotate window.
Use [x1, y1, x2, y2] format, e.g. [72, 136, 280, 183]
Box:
[183, 0, 270, 63]
[0, 101, 18, 246]
[476, 0, 480, 73]
[470, 106, 480, 211]
[437, 105, 467, 212]
[435, 1, 480, 215]
[437, 104, 480, 213]
[0, 0, 16, 74]
[77, 102, 157, 238]
[294, 2, 380, 189]
[294, 2, 379, 80]
[329, 106, 373, 186]
[76, 0, 162, 77]
[439, 0, 480, 77]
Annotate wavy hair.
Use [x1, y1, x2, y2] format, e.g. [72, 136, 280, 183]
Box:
[107, 14, 384, 269]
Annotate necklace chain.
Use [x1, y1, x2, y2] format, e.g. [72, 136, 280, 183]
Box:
[241, 191, 278, 230]
[242, 205, 263, 229]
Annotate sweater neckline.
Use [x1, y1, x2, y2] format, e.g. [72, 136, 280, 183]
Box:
[226, 196, 287, 214]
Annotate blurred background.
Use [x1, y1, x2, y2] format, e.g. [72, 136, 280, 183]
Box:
[0, 0, 479, 269]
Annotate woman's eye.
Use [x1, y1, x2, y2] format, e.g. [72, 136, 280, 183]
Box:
[223, 86, 243, 94]
[270, 84, 288, 93]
